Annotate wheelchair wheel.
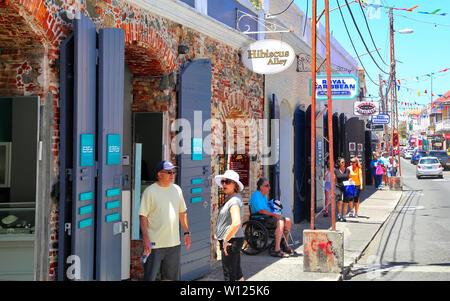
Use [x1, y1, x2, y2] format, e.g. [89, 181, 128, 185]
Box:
[242, 220, 269, 255]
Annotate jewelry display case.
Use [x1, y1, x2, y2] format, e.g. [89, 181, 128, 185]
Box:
[0, 202, 35, 235]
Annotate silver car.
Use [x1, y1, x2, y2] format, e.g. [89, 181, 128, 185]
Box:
[416, 157, 444, 179]
[404, 149, 413, 159]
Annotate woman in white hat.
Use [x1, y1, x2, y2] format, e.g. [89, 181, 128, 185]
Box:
[214, 170, 245, 281]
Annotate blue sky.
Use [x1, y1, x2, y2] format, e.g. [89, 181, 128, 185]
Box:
[291, 0, 450, 116]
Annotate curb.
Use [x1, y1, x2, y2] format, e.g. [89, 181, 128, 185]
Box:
[337, 188, 405, 281]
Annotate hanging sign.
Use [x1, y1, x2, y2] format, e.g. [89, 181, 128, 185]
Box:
[354, 101, 380, 116]
[313, 75, 359, 100]
[371, 114, 390, 125]
[241, 39, 295, 74]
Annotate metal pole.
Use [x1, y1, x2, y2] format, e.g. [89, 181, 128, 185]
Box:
[390, 8, 395, 158]
[325, 0, 335, 231]
[380, 74, 388, 152]
[310, 0, 317, 230]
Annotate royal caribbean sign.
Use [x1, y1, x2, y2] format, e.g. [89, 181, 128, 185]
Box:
[354, 101, 380, 116]
[314, 75, 359, 100]
[241, 39, 295, 74]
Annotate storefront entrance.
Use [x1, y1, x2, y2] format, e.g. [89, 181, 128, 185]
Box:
[0, 96, 40, 280]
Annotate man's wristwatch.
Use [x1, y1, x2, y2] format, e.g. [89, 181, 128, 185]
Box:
[223, 240, 229, 245]
[184, 231, 191, 236]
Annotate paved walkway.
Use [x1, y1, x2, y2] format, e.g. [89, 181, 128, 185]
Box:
[199, 185, 403, 281]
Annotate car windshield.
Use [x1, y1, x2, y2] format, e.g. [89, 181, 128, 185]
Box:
[419, 158, 439, 164]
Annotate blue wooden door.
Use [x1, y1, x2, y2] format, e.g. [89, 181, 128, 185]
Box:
[58, 16, 125, 281]
[96, 28, 125, 281]
[177, 59, 211, 280]
[270, 94, 280, 201]
[71, 15, 97, 280]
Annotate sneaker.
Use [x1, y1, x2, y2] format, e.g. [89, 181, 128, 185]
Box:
[354, 213, 359, 218]
[349, 211, 354, 218]
[342, 216, 347, 222]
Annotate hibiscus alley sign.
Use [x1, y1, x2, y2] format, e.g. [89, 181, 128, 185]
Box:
[241, 39, 295, 74]
[312, 75, 359, 100]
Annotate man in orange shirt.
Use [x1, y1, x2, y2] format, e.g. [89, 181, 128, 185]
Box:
[348, 157, 363, 218]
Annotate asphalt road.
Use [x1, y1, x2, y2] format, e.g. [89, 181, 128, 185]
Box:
[345, 157, 450, 281]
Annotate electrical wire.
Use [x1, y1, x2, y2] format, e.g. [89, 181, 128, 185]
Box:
[344, 0, 389, 75]
[357, 0, 389, 66]
[336, 0, 380, 86]
[303, 0, 309, 36]
[394, 13, 450, 28]
[268, 0, 295, 17]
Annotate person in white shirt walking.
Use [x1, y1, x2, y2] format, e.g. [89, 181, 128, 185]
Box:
[139, 161, 191, 281]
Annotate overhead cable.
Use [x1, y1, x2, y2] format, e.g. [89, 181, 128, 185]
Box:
[336, 0, 380, 86]
[357, 0, 389, 66]
[344, 0, 390, 75]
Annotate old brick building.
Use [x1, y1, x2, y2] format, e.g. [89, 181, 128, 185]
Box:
[0, 0, 267, 280]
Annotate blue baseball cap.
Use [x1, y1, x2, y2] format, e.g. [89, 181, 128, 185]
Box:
[156, 161, 177, 173]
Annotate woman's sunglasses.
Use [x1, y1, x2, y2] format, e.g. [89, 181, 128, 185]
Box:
[221, 179, 234, 185]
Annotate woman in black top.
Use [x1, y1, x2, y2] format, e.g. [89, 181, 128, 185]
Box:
[334, 157, 350, 222]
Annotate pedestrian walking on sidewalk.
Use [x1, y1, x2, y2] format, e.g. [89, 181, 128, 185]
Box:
[370, 152, 384, 189]
[381, 152, 390, 187]
[387, 156, 397, 183]
[323, 160, 331, 217]
[334, 157, 350, 222]
[214, 170, 245, 281]
[138, 161, 191, 281]
[348, 157, 363, 218]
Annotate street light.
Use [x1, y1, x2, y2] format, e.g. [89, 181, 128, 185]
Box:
[396, 28, 414, 34]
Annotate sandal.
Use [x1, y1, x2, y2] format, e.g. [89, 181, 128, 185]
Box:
[270, 249, 289, 258]
[283, 247, 297, 255]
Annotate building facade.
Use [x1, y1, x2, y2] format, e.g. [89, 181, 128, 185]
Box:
[0, 0, 269, 281]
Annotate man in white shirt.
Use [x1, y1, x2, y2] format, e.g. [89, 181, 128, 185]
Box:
[139, 161, 191, 281]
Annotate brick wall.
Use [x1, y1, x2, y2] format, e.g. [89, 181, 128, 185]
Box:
[5, 0, 265, 281]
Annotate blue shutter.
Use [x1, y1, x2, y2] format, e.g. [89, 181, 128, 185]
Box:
[58, 16, 125, 281]
[270, 94, 280, 201]
[177, 59, 211, 280]
[58, 30, 74, 280]
[294, 106, 306, 223]
[96, 28, 125, 280]
[71, 15, 97, 280]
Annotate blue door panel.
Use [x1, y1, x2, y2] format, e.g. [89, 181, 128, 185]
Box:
[270, 94, 280, 201]
[177, 59, 212, 281]
[96, 27, 125, 281]
[71, 15, 97, 280]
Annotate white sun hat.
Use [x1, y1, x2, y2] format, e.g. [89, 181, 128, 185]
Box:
[214, 170, 244, 192]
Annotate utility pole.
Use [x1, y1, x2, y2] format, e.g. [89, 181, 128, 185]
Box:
[311, 0, 335, 230]
[389, 8, 402, 176]
[379, 74, 389, 152]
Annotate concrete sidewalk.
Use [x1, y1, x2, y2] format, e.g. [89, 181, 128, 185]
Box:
[198, 185, 403, 281]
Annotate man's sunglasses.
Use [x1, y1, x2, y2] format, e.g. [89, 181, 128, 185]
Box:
[221, 179, 234, 185]
[161, 170, 176, 175]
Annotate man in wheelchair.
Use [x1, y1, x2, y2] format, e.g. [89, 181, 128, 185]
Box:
[249, 178, 296, 258]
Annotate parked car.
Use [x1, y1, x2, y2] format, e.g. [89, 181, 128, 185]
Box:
[404, 149, 413, 159]
[428, 150, 450, 170]
[416, 157, 444, 179]
[411, 149, 427, 165]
